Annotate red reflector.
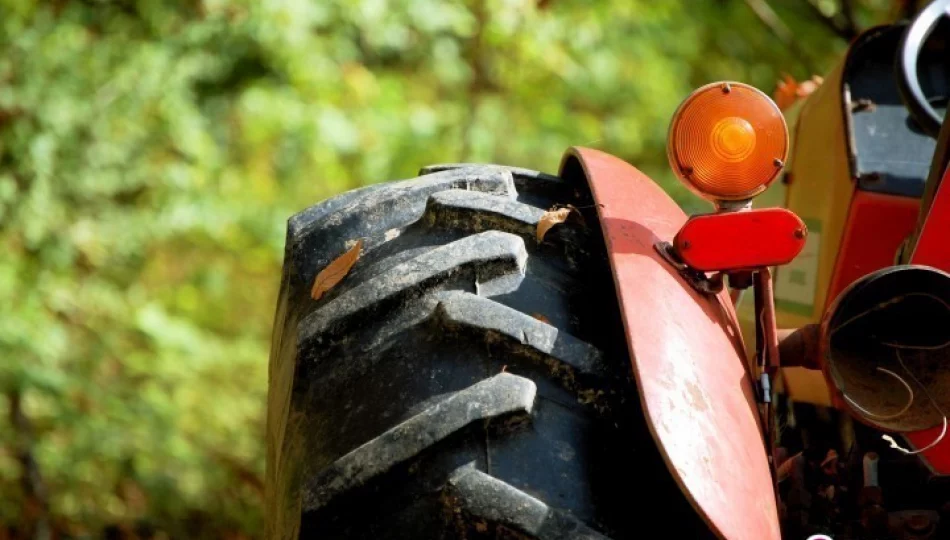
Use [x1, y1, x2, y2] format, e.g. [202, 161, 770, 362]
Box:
[674, 208, 806, 272]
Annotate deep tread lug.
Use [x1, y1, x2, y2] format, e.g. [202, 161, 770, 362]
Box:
[303, 292, 608, 406]
[420, 163, 576, 208]
[425, 189, 544, 239]
[445, 465, 611, 540]
[419, 163, 562, 185]
[303, 373, 537, 511]
[287, 167, 517, 285]
[432, 291, 607, 379]
[298, 231, 527, 346]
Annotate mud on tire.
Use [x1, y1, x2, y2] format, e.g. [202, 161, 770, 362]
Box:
[266, 164, 709, 539]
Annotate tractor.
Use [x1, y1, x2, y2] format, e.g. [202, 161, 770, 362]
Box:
[265, 1, 950, 538]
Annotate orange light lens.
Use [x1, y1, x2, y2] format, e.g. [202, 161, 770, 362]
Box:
[667, 82, 789, 201]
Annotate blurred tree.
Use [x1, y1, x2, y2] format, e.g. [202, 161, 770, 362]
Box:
[0, 0, 895, 536]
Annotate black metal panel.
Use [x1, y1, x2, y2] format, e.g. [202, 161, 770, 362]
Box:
[844, 24, 944, 198]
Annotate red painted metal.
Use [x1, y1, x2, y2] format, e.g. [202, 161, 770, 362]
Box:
[824, 191, 919, 311]
[906, 165, 950, 473]
[561, 147, 780, 540]
[912, 167, 950, 269]
[674, 208, 806, 272]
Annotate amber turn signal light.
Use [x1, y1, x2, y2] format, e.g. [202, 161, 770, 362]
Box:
[667, 82, 789, 202]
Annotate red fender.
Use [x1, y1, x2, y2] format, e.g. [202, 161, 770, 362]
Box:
[560, 148, 780, 540]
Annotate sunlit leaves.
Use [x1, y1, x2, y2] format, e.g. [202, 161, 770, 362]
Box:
[0, 0, 893, 536]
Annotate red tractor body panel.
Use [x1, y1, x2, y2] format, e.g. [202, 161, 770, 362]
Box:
[561, 148, 780, 540]
[825, 190, 920, 312]
[816, 169, 950, 473]
[906, 165, 950, 471]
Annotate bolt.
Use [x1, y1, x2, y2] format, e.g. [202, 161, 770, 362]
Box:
[721, 82, 732, 94]
[794, 228, 806, 239]
[852, 99, 876, 113]
[681, 165, 694, 176]
[863, 172, 883, 185]
[774, 158, 785, 168]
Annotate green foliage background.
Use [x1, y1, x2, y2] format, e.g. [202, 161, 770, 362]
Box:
[0, 0, 900, 536]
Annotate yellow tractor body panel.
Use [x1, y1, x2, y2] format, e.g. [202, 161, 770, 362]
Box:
[738, 60, 855, 405]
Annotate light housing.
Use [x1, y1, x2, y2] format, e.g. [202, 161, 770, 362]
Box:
[667, 82, 789, 202]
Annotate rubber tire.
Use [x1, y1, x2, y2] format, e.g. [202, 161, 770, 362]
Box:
[266, 164, 710, 539]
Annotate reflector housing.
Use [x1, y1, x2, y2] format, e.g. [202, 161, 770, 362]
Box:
[673, 208, 806, 272]
[668, 82, 789, 201]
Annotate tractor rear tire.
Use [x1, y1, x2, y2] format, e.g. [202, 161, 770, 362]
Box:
[266, 164, 710, 539]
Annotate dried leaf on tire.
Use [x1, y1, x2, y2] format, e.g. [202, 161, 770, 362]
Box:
[532, 313, 550, 324]
[536, 207, 574, 242]
[563, 204, 586, 226]
[311, 239, 363, 300]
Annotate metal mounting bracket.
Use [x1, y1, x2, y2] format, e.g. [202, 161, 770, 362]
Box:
[654, 241, 724, 295]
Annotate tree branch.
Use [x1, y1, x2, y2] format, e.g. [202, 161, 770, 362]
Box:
[461, 0, 491, 160]
[841, 0, 857, 35]
[743, 0, 817, 73]
[804, 0, 859, 40]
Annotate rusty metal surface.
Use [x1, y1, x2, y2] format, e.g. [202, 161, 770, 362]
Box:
[754, 269, 780, 373]
[560, 147, 780, 540]
[753, 269, 781, 509]
[777, 324, 821, 370]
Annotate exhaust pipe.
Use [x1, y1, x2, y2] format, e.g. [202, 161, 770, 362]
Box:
[780, 265, 950, 432]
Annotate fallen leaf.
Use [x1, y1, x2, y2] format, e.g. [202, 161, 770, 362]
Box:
[798, 76, 823, 98]
[532, 313, 551, 324]
[774, 74, 824, 111]
[311, 240, 363, 300]
[564, 204, 587, 225]
[773, 73, 799, 111]
[536, 207, 575, 243]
